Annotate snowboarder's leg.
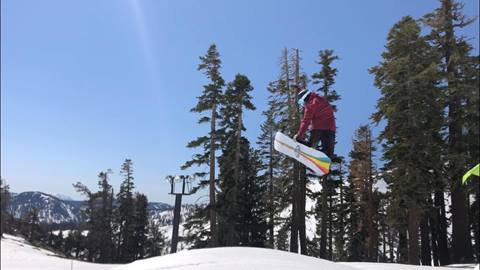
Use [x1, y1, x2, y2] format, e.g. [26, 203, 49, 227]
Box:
[314, 130, 335, 158]
[307, 130, 322, 149]
[302, 130, 324, 175]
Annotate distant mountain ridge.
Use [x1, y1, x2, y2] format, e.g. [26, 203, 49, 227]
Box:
[9, 191, 174, 225]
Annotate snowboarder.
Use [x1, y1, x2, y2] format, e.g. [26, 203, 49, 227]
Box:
[293, 88, 336, 159]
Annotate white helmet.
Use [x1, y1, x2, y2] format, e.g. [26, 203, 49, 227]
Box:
[297, 89, 311, 107]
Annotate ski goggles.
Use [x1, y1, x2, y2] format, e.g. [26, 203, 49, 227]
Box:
[297, 91, 310, 107]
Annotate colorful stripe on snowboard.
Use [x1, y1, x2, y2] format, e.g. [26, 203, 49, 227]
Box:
[276, 140, 331, 175]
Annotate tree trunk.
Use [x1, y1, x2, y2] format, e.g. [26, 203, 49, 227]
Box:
[319, 177, 328, 259]
[408, 207, 421, 265]
[399, 228, 408, 263]
[388, 227, 394, 263]
[338, 173, 346, 260]
[328, 194, 333, 260]
[382, 226, 387, 262]
[229, 108, 242, 246]
[473, 190, 480, 262]
[209, 105, 218, 247]
[434, 190, 450, 265]
[420, 213, 431, 265]
[429, 212, 440, 266]
[268, 127, 275, 248]
[299, 166, 307, 255]
[290, 162, 299, 253]
[443, 0, 473, 262]
[366, 130, 376, 262]
[451, 181, 474, 262]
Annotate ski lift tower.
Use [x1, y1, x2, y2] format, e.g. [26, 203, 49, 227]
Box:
[166, 174, 194, 253]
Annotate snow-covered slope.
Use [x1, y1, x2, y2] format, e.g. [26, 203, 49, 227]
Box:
[2, 234, 478, 270]
[341, 262, 478, 270]
[114, 247, 478, 270]
[1, 234, 115, 270]
[114, 247, 355, 270]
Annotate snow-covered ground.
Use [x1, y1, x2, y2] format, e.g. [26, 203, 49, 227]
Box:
[114, 247, 355, 270]
[115, 248, 478, 270]
[341, 262, 478, 270]
[1, 234, 116, 270]
[2, 234, 478, 270]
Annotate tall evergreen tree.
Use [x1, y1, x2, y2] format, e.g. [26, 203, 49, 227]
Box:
[116, 159, 136, 262]
[133, 193, 149, 259]
[217, 74, 265, 247]
[182, 44, 225, 247]
[264, 48, 312, 254]
[347, 125, 379, 262]
[311, 49, 341, 259]
[263, 48, 295, 252]
[423, 0, 478, 263]
[145, 219, 165, 257]
[183, 204, 210, 248]
[21, 207, 43, 243]
[345, 171, 362, 262]
[370, 16, 444, 265]
[257, 108, 281, 248]
[74, 171, 115, 263]
[290, 49, 310, 255]
[312, 49, 341, 110]
[1, 179, 11, 237]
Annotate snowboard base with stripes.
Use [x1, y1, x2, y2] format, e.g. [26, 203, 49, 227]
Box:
[274, 131, 331, 176]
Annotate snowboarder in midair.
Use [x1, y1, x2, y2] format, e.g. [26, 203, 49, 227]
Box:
[293, 88, 336, 159]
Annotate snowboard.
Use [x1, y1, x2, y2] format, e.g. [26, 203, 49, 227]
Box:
[274, 131, 331, 176]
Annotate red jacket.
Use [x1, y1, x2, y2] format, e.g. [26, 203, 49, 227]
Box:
[297, 92, 336, 139]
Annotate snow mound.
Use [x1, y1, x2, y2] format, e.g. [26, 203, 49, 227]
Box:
[1, 234, 114, 270]
[115, 247, 354, 270]
[341, 262, 478, 270]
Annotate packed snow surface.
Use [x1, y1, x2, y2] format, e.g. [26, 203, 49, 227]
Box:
[1, 234, 114, 270]
[341, 262, 478, 270]
[114, 247, 354, 270]
[2, 234, 478, 270]
[115, 247, 478, 270]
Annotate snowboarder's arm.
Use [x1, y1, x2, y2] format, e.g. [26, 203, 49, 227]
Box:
[297, 103, 314, 139]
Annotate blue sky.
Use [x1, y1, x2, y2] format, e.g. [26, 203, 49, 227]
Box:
[1, 0, 479, 204]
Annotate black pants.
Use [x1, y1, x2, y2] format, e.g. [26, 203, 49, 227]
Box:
[308, 129, 335, 158]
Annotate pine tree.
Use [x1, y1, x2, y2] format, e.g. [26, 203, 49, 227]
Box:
[290, 49, 310, 255]
[217, 74, 266, 247]
[64, 231, 75, 258]
[311, 49, 341, 259]
[74, 171, 115, 263]
[54, 230, 65, 252]
[263, 48, 294, 252]
[242, 149, 269, 247]
[346, 125, 379, 262]
[257, 108, 281, 248]
[1, 179, 12, 237]
[332, 158, 348, 261]
[345, 172, 362, 261]
[371, 16, 444, 265]
[262, 48, 310, 253]
[312, 49, 341, 110]
[145, 219, 165, 257]
[116, 159, 136, 262]
[64, 229, 86, 259]
[423, 1, 479, 263]
[21, 207, 43, 243]
[133, 193, 149, 259]
[182, 44, 225, 247]
[183, 204, 210, 248]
